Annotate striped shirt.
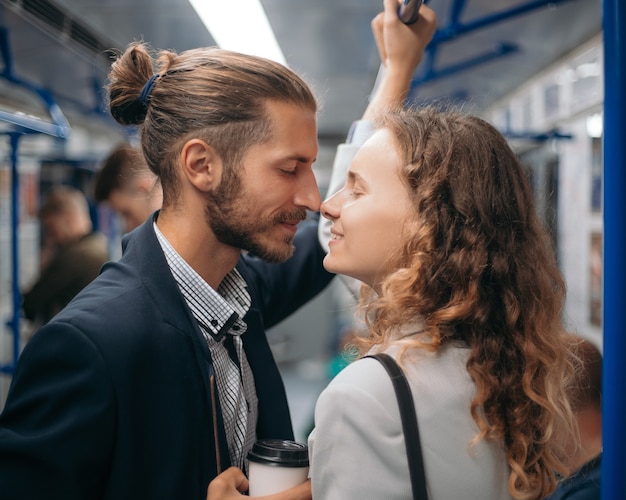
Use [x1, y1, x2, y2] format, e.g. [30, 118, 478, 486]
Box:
[154, 222, 258, 470]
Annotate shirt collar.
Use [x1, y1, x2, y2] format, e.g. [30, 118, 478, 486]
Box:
[153, 222, 251, 341]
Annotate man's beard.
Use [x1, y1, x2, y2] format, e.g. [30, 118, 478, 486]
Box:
[205, 178, 307, 263]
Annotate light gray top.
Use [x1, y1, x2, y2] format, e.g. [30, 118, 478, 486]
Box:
[308, 342, 513, 500]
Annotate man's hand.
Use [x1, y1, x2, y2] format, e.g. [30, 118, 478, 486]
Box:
[364, 0, 438, 120]
[206, 467, 248, 500]
[373, 0, 437, 73]
[206, 468, 312, 500]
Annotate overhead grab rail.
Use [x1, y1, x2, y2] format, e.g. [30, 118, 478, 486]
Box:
[0, 26, 71, 138]
[410, 0, 578, 92]
[430, 0, 577, 44]
[502, 128, 574, 142]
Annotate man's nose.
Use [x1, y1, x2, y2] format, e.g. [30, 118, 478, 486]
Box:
[294, 169, 322, 212]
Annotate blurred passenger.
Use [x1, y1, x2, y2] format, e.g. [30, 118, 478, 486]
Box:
[21, 185, 108, 326]
[304, 0, 579, 498]
[547, 336, 602, 500]
[94, 142, 162, 232]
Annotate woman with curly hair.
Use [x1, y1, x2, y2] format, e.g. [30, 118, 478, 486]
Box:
[309, 103, 579, 500]
[308, 5, 578, 494]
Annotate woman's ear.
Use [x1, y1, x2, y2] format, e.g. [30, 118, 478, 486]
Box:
[179, 139, 223, 192]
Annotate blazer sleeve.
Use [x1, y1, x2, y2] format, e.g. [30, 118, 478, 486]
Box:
[0, 322, 116, 499]
[309, 358, 412, 500]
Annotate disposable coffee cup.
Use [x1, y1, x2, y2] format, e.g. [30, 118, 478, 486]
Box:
[247, 439, 310, 496]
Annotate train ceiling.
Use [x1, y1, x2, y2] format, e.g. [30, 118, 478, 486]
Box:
[0, 0, 603, 142]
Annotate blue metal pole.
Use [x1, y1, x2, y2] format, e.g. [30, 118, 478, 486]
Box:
[9, 133, 20, 371]
[602, 0, 625, 498]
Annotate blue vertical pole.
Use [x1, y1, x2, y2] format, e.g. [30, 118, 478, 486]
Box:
[9, 133, 21, 370]
[602, 0, 625, 498]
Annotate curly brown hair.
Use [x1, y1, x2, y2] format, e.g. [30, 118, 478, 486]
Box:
[356, 106, 578, 500]
[106, 43, 317, 209]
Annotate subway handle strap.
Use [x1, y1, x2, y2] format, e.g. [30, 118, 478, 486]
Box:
[365, 353, 429, 500]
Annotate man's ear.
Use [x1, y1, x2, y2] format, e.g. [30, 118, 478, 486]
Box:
[180, 139, 223, 192]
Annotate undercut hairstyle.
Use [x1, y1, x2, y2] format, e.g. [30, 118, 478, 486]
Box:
[356, 106, 579, 500]
[106, 43, 317, 209]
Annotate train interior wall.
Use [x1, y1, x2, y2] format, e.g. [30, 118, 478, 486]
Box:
[485, 34, 604, 352]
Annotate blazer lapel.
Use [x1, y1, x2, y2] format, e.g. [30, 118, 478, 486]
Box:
[121, 213, 232, 468]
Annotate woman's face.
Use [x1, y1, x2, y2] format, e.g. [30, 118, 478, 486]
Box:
[321, 128, 415, 291]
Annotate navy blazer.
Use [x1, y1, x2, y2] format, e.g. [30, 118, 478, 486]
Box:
[0, 215, 333, 499]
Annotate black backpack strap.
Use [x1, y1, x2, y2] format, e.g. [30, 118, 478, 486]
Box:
[366, 353, 429, 500]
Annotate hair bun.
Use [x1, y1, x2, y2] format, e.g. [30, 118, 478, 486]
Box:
[109, 88, 148, 126]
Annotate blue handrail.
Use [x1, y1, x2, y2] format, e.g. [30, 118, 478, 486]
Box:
[0, 26, 71, 375]
[602, 0, 625, 498]
[0, 133, 21, 375]
[410, 0, 578, 100]
[0, 28, 71, 138]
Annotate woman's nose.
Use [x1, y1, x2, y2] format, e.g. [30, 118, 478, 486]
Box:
[320, 190, 341, 220]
